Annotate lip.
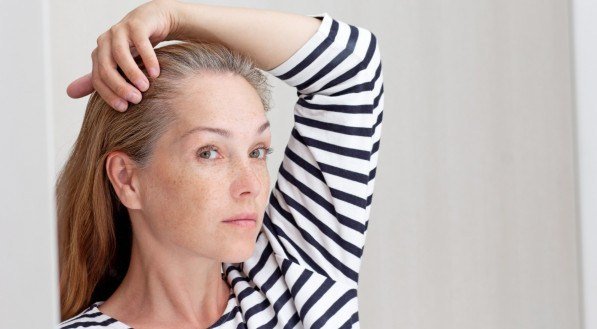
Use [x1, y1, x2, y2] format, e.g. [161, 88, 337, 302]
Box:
[222, 212, 258, 228]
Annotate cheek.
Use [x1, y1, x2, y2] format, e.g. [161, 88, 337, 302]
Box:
[253, 166, 271, 228]
[139, 158, 271, 261]
[260, 168, 271, 205]
[140, 160, 229, 241]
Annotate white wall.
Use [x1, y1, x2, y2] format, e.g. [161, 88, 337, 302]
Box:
[0, 0, 59, 328]
[571, 0, 597, 328]
[0, 0, 589, 328]
[356, 0, 582, 327]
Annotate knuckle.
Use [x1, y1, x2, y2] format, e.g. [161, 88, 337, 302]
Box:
[109, 24, 120, 35]
[114, 84, 128, 98]
[124, 18, 137, 29]
[96, 33, 106, 45]
[130, 21, 146, 37]
[112, 43, 126, 59]
[124, 19, 139, 30]
[97, 65, 109, 80]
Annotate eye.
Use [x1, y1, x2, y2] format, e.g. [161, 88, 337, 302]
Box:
[197, 145, 219, 160]
[249, 147, 273, 160]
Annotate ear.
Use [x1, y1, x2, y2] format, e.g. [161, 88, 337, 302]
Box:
[105, 151, 143, 210]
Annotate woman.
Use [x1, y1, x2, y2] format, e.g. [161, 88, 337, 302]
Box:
[58, 0, 384, 328]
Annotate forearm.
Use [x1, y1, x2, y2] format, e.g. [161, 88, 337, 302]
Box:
[173, 1, 322, 71]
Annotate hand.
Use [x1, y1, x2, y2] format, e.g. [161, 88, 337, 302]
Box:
[66, 0, 182, 111]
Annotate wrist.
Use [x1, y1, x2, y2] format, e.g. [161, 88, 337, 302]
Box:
[167, 0, 192, 41]
[169, 1, 211, 42]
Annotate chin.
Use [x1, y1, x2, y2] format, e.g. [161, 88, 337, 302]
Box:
[221, 240, 257, 263]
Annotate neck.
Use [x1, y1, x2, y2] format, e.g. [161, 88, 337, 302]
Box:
[99, 217, 230, 328]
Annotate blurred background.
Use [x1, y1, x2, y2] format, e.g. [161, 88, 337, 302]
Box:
[1, 0, 595, 328]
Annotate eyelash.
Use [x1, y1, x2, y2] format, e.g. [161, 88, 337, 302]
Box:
[196, 145, 273, 161]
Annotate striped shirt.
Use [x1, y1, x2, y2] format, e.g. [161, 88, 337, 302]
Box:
[59, 11, 384, 329]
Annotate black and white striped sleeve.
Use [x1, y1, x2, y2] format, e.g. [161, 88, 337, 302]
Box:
[262, 12, 384, 288]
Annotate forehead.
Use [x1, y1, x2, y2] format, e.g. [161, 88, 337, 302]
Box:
[171, 71, 266, 128]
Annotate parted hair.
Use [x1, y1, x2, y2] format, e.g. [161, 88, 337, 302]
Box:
[56, 41, 271, 321]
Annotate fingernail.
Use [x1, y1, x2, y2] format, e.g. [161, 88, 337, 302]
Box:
[128, 90, 142, 104]
[137, 78, 149, 91]
[148, 67, 159, 78]
[115, 100, 128, 112]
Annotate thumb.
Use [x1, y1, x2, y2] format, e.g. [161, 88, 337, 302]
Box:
[66, 73, 94, 99]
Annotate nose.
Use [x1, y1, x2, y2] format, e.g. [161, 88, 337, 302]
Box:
[229, 160, 263, 200]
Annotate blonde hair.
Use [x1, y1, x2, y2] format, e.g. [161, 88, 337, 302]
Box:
[56, 41, 271, 321]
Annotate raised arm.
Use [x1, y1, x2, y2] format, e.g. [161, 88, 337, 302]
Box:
[174, 2, 322, 72]
[66, 0, 325, 111]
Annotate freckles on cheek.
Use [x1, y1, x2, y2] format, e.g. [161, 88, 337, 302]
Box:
[157, 168, 221, 230]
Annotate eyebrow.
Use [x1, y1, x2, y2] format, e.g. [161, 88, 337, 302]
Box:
[180, 121, 270, 140]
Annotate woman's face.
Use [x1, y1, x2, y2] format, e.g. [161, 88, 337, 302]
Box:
[136, 71, 271, 263]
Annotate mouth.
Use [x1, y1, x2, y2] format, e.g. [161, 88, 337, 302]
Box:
[222, 212, 258, 228]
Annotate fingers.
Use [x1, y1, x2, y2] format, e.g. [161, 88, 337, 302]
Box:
[92, 48, 129, 112]
[111, 26, 150, 92]
[96, 32, 142, 106]
[66, 73, 94, 99]
[131, 33, 160, 78]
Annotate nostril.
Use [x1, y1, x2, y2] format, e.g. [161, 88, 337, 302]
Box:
[231, 167, 263, 199]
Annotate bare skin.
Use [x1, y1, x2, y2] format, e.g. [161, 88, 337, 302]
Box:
[70, 1, 322, 327]
[66, 0, 321, 111]
[103, 71, 272, 328]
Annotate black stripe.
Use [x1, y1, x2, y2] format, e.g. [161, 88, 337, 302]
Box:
[261, 267, 283, 293]
[319, 161, 369, 184]
[60, 318, 119, 329]
[297, 98, 373, 114]
[292, 129, 370, 160]
[369, 167, 377, 181]
[296, 79, 383, 114]
[338, 311, 359, 329]
[256, 314, 279, 329]
[225, 264, 241, 276]
[373, 110, 384, 131]
[295, 25, 359, 91]
[280, 257, 292, 274]
[298, 278, 334, 321]
[262, 212, 300, 264]
[276, 19, 340, 80]
[248, 243, 274, 279]
[283, 312, 302, 329]
[372, 140, 380, 154]
[283, 147, 325, 183]
[318, 32, 378, 92]
[272, 289, 292, 314]
[311, 289, 357, 328]
[329, 61, 382, 97]
[330, 186, 367, 208]
[291, 269, 313, 297]
[59, 311, 103, 327]
[238, 286, 257, 302]
[269, 193, 359, 282]
[270, 187, 362, 258]
[295, 115, 372, 137]
[231, 276, 250, 287]
[279, 165, 367, 233]
[267, 215, 331, 278]
[244, 298, 271, 320]
[284, 147, 367, 208]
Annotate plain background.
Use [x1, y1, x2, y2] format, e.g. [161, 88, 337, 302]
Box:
[0, 0, 595, 328]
